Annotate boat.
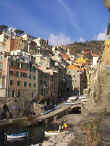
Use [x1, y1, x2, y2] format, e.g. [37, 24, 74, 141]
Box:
[7, 132, 29, 141]
[45, 130, 65, 136]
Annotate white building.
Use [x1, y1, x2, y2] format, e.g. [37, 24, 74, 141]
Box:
[92, 56, 99, 67]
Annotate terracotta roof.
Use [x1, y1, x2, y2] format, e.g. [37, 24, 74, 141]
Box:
[67, 65, 79, 70]
[60, 53, 70, 60]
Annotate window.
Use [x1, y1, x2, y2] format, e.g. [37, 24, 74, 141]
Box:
[24, 82, 27, 87]
[44, 80, 48, 87]
[16, 72, 20, 77]
[33, 83, 36, 88]
[32, 66, 36, 72]
[10, 80, 13, 86]
[12, 90, 15, 97]
[45, 74, 48, 78]
[20, 72, 23, 77]
[21, 63, 24, 69]
[30, 63, 32, 72]
[29, 83, 31, 87]
[9, 71, 13, 76]
[41, 88, 43, 96]
[29, 74, 32, 79]
[17, 90, 20, 97]
[73, 75, 75, 78]
[17, 63, 21, 69]
[0, 64, 2, 69]
[17, 81, 20, 86]
[10, 61, 14, 67]
[40, 80, 43, 84]
[23, 73, 27, 78]
[33, 76, 36, 80]
[24, 64, 28, 70]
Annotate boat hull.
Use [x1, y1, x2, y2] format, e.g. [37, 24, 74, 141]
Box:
[7, 132, 28, 141]
[45, 131, 65, 136]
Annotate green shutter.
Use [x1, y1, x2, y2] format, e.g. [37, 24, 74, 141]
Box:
[17, 81, 20, 86]
[0, 64, 2, 69]
[24, 64, 28, 70]
[16, 72, 19, 77]
[10, 61, 14, 67]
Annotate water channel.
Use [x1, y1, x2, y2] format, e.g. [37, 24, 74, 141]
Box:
[1, 123, 45, 146]
[0, 107, 82, 146]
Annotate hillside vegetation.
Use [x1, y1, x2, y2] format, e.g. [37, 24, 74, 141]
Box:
[64, 40, 104, 56]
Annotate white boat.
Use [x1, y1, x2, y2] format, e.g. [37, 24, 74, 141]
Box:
[45, 131, 65, 136]
[7, 132, 28, 141]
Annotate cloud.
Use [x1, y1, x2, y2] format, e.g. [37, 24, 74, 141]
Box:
[79, 37, 85, 42]
[48, 33, 73, 46]
[57, 0, 80, 31]
[97, 32, 106, 40]
[97, 29, 107, 40]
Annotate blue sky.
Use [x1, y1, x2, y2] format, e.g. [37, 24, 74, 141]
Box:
[0, 0, 109, 45]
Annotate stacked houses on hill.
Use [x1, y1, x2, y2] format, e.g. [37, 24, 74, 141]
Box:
[0, 26, 91, 116]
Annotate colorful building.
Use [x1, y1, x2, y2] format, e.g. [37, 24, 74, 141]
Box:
[0, 51, 38, 101]
[37, 68, 59, 105]
[66, 65, 87, 96]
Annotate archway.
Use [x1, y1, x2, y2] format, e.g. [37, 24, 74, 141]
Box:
[69, 106, 81, 114]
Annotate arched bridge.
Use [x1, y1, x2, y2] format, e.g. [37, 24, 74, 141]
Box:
[0, 98, 87, 129]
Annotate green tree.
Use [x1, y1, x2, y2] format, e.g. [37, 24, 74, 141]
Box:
[15, 29, 24, 36]
[0, 25, 8, 32]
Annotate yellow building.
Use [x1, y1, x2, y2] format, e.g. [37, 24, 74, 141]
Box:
[75, 57, 87, 65]
[104, 40, 110, 66]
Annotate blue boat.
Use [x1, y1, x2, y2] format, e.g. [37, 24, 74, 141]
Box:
[7, 132, 29, 141]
